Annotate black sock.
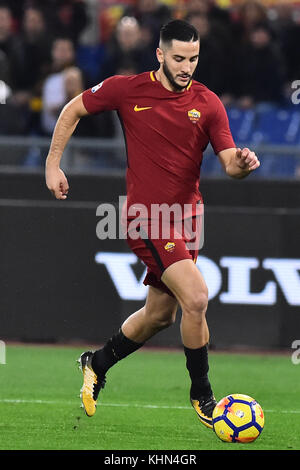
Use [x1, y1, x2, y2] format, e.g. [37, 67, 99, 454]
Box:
[91, 329, 144, 376]
[184, 344, 212, 398]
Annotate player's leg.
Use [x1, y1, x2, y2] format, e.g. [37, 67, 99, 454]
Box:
[161, 258, 216, 428]
[121, 285, 178, 343]
[162, 259, 209, 349]
[79, 286, 178, 417]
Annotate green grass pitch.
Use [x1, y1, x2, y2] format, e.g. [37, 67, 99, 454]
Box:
[0, 344, 299, 450]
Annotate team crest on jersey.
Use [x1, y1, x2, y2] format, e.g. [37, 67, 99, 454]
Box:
[188, 109, 201, 123]
[91, 82, 103, 93]
[164, 242, 176, 252]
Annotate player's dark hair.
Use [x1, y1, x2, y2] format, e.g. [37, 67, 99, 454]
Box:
[160, 20, 199, 45]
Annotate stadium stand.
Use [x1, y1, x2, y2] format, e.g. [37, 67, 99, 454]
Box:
[0, 0, 300, 178]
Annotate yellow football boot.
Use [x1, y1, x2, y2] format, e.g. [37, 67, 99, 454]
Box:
[78, 351, 106, 417]
[190, 394, 217, 429]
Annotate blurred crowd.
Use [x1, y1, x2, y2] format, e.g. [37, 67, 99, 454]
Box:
[0, 0, 300, 138]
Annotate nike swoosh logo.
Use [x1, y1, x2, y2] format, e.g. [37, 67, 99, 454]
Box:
[134, 105, 152, 112]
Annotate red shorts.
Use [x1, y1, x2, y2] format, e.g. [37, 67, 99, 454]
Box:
[124, 217, 200, 297]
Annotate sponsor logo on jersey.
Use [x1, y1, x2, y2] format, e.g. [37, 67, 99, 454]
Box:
[91, 82, 103, 93]
[134, 105, 152, 112]
[164, 242, 176, 252]
[188, 108, 201, 123]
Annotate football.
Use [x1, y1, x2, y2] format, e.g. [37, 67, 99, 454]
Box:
[212, 394, 264, 443]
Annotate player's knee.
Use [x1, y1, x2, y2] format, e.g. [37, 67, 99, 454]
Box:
[182, 291, 208, 320]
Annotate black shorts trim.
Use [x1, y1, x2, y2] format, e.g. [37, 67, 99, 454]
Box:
[139, 227, 165, 274]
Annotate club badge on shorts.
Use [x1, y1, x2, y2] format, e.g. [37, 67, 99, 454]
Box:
[164, 242, 176, 253]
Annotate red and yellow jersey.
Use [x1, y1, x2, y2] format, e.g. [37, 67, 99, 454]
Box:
[82, 71, 235, 216]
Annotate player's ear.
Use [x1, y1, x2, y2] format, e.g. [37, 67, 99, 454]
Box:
[156, 47, 164, 65]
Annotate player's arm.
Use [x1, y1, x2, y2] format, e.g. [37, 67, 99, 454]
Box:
[45, 93, 89, 199]
[218, 147, 260, 179]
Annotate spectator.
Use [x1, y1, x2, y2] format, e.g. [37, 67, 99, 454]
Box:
[236, 23, 286, 108]
[39, 0, 89, 45]
[272, 1, 300, 85]
[124, 0, 172, 47]
[41, 37, 115, 139]
[185, 1, 235, 68]
[0, 3, 29, 135]
[41, 64, 85, 135]
[3, 0, 25, 28]
[14, 7, 52, 93]
[5, 6, 54, 137]
[232, 0, 270, 44]
[184, 0, 209, 16]
[187, 11, 235, 104]
[63, 65, 84, 100]
[184, 0, 232, 29]
[48, 36, 76, 73]
[187, 13, 230, 99]
[0, 4, 23, 89]
[99, 16, 157, 80]
[206, 0, 232, 28]
[99, 0, 136, 43]
[41, 37, 77, 134]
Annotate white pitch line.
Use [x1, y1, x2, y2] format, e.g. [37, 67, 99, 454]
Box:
[0, 399, 192, 409]
[0, 398, 300, 414]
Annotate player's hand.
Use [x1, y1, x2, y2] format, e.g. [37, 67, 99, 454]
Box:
[236, 147, 260, 172]
[45, 165, 69, 200]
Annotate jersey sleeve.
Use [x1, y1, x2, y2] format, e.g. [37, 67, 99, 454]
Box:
[207, 94, 236, 155]
[82, 75, 127, 114]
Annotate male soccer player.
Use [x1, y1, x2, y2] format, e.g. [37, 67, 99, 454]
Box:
[45, 20, 260, 429]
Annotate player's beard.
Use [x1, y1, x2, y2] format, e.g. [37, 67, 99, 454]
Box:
[162, 61, 192, 92]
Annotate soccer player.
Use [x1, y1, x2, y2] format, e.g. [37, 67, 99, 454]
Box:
[45, 20, 260, 429]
